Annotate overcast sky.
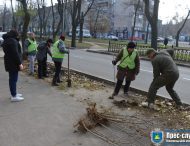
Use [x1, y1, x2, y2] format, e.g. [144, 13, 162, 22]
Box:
[159, 0, 190, 24]
[0, 0, 190, 24]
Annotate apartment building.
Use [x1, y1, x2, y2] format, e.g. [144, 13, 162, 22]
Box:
[92, 0, 148, 40]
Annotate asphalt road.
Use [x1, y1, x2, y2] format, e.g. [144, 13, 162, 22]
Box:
[52, 49, 190, 104]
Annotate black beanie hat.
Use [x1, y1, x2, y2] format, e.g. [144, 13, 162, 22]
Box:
[127, 41, 136, 49]
[47, 38, 53, 43]
[8, 29, 19, 38]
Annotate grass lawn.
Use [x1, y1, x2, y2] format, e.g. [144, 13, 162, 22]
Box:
[65, 39, 93, 49]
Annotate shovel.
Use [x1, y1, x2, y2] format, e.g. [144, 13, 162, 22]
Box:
[67, 48, 71, 87]
[112, 52, 116, 83]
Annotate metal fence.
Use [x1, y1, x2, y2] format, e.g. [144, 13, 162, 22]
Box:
[108, 41, 190, 62]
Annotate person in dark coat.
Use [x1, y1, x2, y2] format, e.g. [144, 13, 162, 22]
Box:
[141, 48, 182, 109]
[1, 30, 24, 102]
[164, 37, 168, 48]
[110, 41, 140, 99]
[36, 39, 53, 79]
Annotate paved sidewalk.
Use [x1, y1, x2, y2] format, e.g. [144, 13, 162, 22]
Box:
[0, 55, 106, 145]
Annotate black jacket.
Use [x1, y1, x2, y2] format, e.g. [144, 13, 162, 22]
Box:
[36, 42, 52, 61]
[1, 33, 22, 72]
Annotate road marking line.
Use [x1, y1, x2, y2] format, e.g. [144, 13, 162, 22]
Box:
[183, 78, 190, 81]
[140, 69, 152, 73]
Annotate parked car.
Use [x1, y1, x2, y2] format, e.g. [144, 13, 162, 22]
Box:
[0, 32, 6, 46]
[167, 37, 174, 42]
[107, 35, 118, 41]
[83, 29, 91, 38]
[157, 37, 164, 43]
[68, 28, 91, 38]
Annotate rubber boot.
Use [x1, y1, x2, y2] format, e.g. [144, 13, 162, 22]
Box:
[57, 75, 63, 83]
[52, 76, 59, 86]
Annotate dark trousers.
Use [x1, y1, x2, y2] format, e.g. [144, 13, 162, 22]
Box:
[38, 58, 47, 78]
[114, 79, 131, 95]
[8, 71, 18, 97]
[52, 61, 62, 83]
[147, 75, 181, 105]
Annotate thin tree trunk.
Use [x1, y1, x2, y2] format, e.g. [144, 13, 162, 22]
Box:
[2, 4, 7, 31]
[175, 11, 190, 47]
[131, 0, 140, 41]
[143, 0, 159, 50]
[11, 0, 17, 29]
[93, 10, 100, 38]
[78, 12, 84, 43]
[63, 0, 68, 35]
[37, 0, 43, 40]
[71, 7, 77, 48]
[51, 0, 55, 41]
[145, 23, 149, 44]
[20, 0, 30, 57]
[54, 0, 64, 37]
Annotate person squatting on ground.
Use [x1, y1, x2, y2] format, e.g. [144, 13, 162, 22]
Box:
[141, 48, 182, 109]
[25, 32, 37, 75]
[111, 41, 140, 99]
[51, 35, 69, 86]
[36, 39, 53, 79]
[1, 30, 24, 102]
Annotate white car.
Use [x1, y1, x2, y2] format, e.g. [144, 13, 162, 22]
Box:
[157, 37, 164, 43]
[68, 28, 91, 38]
[0, 32, 6, 46]
[83, 29, 91, 38]
[107, 35, 118, 41]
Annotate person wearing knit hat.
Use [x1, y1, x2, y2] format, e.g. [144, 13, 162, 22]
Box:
[51, 34, 69, 86]
[127, 41, 136, 49]
[141, 48, 182, 109]
[36, 38, 53, 79]
[110, 41, 140, 99]
[60, 35, 65, 41]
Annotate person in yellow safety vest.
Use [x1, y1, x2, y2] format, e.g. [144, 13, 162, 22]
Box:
[110, 41, 140, 99]
[51, 35, 69, 86]
[25, 32, 37, 75]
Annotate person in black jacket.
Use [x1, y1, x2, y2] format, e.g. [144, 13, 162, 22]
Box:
[164, 38, 168, 48]
[1, 30, 24, 102]
[36, 39, 53, 79]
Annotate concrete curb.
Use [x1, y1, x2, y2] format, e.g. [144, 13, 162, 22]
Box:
[63, 66, 190, 106]
[60, 66, 170, 101]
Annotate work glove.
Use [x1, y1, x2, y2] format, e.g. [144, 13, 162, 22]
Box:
[112, 60, 117, 66]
